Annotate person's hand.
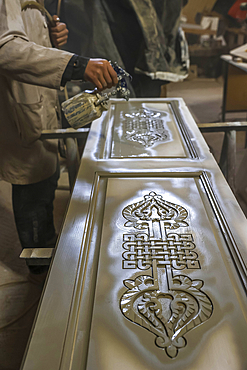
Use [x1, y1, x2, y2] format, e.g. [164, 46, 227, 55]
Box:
[49, 15, 69, 49]
[84, 59, 118, 91]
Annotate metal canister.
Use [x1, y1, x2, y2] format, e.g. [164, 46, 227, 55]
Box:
[61, 91, 107, 129]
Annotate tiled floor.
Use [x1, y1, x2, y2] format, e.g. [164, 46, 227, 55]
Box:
[1, 77, 247, 369]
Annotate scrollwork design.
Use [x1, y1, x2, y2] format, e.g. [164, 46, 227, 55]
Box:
[120, 268, 213, 358]
[120, 192, 213, 358]
[122, 192, 188, 230]
[123, 109, 169, 148]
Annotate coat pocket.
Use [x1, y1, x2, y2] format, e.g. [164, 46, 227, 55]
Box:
[13, 95, 44, 146]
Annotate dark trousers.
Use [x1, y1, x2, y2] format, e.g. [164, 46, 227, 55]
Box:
[12, 164, 59, 274]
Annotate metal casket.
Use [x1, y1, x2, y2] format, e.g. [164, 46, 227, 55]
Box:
[22, 98, 247, 370]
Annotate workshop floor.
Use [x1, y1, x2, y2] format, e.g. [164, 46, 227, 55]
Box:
[1, 77, 247, 370]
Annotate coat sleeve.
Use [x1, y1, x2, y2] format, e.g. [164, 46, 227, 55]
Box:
[0, 0, 74, 90]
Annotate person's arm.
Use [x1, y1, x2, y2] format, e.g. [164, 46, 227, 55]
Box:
[0, 37, 118, 91]
[0, 37, 74, 89]
[0, 1, 117, 90]
[49, 15, 118, 90]
[0, 1, 74, 89]
[61, 55, 118, 90]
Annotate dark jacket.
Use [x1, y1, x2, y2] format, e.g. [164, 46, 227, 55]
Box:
[46, 0, 189, 85]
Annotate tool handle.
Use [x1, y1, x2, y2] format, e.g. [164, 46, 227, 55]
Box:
[21, 1, 54, 23]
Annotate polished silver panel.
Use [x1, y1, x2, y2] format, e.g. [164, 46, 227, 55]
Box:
[21, 99, 247, 370]
[102, 100, 198, 159]
[83, 173, 247, 370]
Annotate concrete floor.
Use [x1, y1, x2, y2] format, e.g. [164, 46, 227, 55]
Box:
[0, 169, 71, 370]
[1, 77, 247, 370]
[167, 77, 247, 165]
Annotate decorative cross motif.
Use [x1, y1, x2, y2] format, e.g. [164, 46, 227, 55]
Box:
[120, 192, 213, 359]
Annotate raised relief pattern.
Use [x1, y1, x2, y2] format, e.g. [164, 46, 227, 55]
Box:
[120, 192, 213, 358]
[122, 109, 169, 147]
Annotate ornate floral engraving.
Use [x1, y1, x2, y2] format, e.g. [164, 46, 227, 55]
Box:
[120, 192, 213, 358]
[122, 109, 169, 147]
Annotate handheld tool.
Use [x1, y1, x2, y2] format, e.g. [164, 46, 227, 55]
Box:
[61, 62, 132, 129]
[22, 3, 131, 129]
[21, 1, 54, 24]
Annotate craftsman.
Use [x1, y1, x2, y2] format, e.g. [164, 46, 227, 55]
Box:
[0, 0, 118, 278]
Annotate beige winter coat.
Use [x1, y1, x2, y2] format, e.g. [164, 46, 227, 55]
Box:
[0, 0, 74, 184]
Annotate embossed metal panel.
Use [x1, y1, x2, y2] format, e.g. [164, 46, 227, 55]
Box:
[84, 174, 247, 370]
[102, 100, 198, 159]
[21, 99, 247, 370]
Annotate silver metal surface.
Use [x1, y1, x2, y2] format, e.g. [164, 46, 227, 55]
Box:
[86, 174, 246, 370]
[101, 100, 197, 159]
[21, 98, 247, 370]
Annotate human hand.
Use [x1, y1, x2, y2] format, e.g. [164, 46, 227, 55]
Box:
[84, 59, 118, 91]
[49, 15, 69, 49]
